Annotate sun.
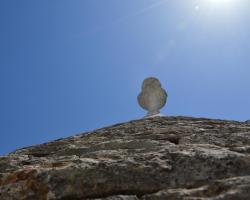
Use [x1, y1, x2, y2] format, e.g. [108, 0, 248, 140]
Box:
[210, 0, 232, 4]
[200, 0, 236, 11]
[210, 0, 230, 2]
[193, 0, 242, 21]
[205, 0, 235, 6]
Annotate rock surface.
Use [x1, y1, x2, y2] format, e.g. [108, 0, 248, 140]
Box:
[1, 116, 250, 200]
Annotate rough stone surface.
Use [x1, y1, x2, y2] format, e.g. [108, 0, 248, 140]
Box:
[1, 116, 250, 200]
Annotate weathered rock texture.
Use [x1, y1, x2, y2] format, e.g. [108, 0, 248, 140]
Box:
[1, 116, 250, 199]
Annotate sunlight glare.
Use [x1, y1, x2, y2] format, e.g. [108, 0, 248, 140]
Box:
[203, 0, 235, 8]
[199, 0, 239, 17]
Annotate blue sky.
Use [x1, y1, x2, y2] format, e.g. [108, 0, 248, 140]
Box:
[0, 0, 250, 155]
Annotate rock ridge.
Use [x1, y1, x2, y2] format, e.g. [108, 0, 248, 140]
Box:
[1, 116, 250, 199]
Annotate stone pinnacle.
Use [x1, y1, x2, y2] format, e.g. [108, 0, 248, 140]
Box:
[137, 77, 167, 117]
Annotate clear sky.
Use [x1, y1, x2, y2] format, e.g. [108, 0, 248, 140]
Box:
[0, 0, 250, 155]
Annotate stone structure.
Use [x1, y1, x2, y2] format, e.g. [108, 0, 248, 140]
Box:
[137, 77, 167, 117]
[1, 116, 250, 199]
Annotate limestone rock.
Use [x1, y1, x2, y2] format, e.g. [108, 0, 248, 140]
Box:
[138, 77, 167, 117]
[1, 116, 250, 199]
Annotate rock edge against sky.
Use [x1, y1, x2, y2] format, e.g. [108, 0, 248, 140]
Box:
[1, 116, 250, 199]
